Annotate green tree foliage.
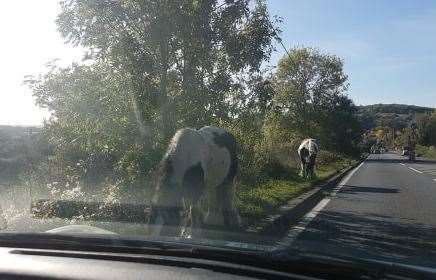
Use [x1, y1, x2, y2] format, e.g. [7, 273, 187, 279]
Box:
[270, 48, 360, 152]
[417, 112, 436, 146]
[56, 0, 277, 137]
[26, 0, 278, 191]
[356, 104, 429, 133]
[358, 105, 435, 150]
[26, 62, 163, 189]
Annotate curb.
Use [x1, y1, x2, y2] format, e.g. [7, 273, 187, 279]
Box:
[252, 159, 365, 236]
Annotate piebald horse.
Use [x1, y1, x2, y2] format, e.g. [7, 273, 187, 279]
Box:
[298, 139, 319, 179]
[147, 126, 241, 238]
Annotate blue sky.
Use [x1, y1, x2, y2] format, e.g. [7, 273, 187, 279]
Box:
[0, 1, 434, 125]
[267, 0, 436, 107]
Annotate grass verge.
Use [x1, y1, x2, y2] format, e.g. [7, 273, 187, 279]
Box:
[416, 145, 436, 160]
[236, 158, 357, 225]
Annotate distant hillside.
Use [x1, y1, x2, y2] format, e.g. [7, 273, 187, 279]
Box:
[357, 104, 435, 131]
[358, 104, 434, 115]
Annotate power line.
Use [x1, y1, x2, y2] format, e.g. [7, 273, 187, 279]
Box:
[212, 1, 292, 61]
[276, 36, 292, 60]
[267, 18, 292, 61]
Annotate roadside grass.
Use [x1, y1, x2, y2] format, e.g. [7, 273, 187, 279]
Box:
[236, 158, 356, 225]
[416, 145, 436, 160]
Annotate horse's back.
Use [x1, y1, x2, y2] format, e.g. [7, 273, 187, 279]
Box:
[298, 138, 318, 153]
[164, 128, 209, 184]
[198, 126, 236, 188]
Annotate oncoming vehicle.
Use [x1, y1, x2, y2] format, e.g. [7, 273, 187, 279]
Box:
[1, 1, 436, 279]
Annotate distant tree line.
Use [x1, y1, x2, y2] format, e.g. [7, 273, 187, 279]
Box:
[359, 104, 433, 115]
[417, 112, 436, 147]
[357, 104, 435, 152]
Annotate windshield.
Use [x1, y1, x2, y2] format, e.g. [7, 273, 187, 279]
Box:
[1, 0, 436, 271]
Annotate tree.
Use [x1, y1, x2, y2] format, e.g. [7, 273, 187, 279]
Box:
[270, 47, 359, 151]
[56, 0, 277, 139]
[26, 0, 279, 190]
[25, 62, 161, 188]
[417, 112, 436, 146]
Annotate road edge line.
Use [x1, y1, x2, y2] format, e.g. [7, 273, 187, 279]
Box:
[276, 161, 365, 249]
[255, 159, 365, 236]
[409, 167, 423, 174]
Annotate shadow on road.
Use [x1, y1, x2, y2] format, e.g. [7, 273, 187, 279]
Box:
[340, 185, 400, 194]
[365, 158, 409, 164]
[365, 157, 436, 165]
[413, 159, 436, 164]
[292, 211, 436, 267]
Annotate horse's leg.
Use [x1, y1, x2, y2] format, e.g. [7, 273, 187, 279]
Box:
[190, 198, 205, 238]
[146, 188, 182, 237]
[0, 207, 6, 230]
[217, 181, 241, 231]
[304, 162, 310, 179]
[309, 155, 316, 179]
[179, 198, 192, 238]
[300, 160, 307, 178]
[148, 205, 182, 237]
[182, 163, 206, 238]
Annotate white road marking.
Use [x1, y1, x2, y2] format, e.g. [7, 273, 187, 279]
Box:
[277, 161, 365, 248]
[409, 167, 423, 174]
[400, 163, 405, 166]
[433, 179, 436, 182]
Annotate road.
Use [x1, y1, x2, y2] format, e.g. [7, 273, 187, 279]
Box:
[284, 152, 436, 268]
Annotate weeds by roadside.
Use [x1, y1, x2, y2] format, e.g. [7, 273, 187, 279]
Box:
[416, 145, 436, 160]
[236, 157, 356, 226]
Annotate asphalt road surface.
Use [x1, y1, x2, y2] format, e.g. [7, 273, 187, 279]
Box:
[285, 152, 436, 268]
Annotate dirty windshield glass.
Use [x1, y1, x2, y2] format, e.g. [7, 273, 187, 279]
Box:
[1, 0, 436, 271]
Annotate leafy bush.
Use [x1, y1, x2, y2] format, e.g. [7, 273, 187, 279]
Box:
[316, 150, 341, 165]
[416, 145, 436, 160]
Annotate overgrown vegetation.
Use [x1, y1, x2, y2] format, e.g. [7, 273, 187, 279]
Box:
[237, 155, 355, 222]
[416, 145, 436, 160]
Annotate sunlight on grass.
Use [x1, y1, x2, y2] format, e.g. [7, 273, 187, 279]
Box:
[236, 158, 357, 222]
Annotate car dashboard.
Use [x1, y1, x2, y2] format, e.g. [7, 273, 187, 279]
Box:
[0, 246, 305, 280]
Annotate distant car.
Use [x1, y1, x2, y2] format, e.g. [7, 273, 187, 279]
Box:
[374, 149, 381, 154]
[402, 146, 410, 156]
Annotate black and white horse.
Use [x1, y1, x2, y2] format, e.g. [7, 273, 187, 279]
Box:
[147, 126, 241, 237]
[298, 138, 319, 179]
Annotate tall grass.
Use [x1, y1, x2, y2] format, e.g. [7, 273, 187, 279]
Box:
[416, 145, 436, 160]
[236, 156, 356, 225]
